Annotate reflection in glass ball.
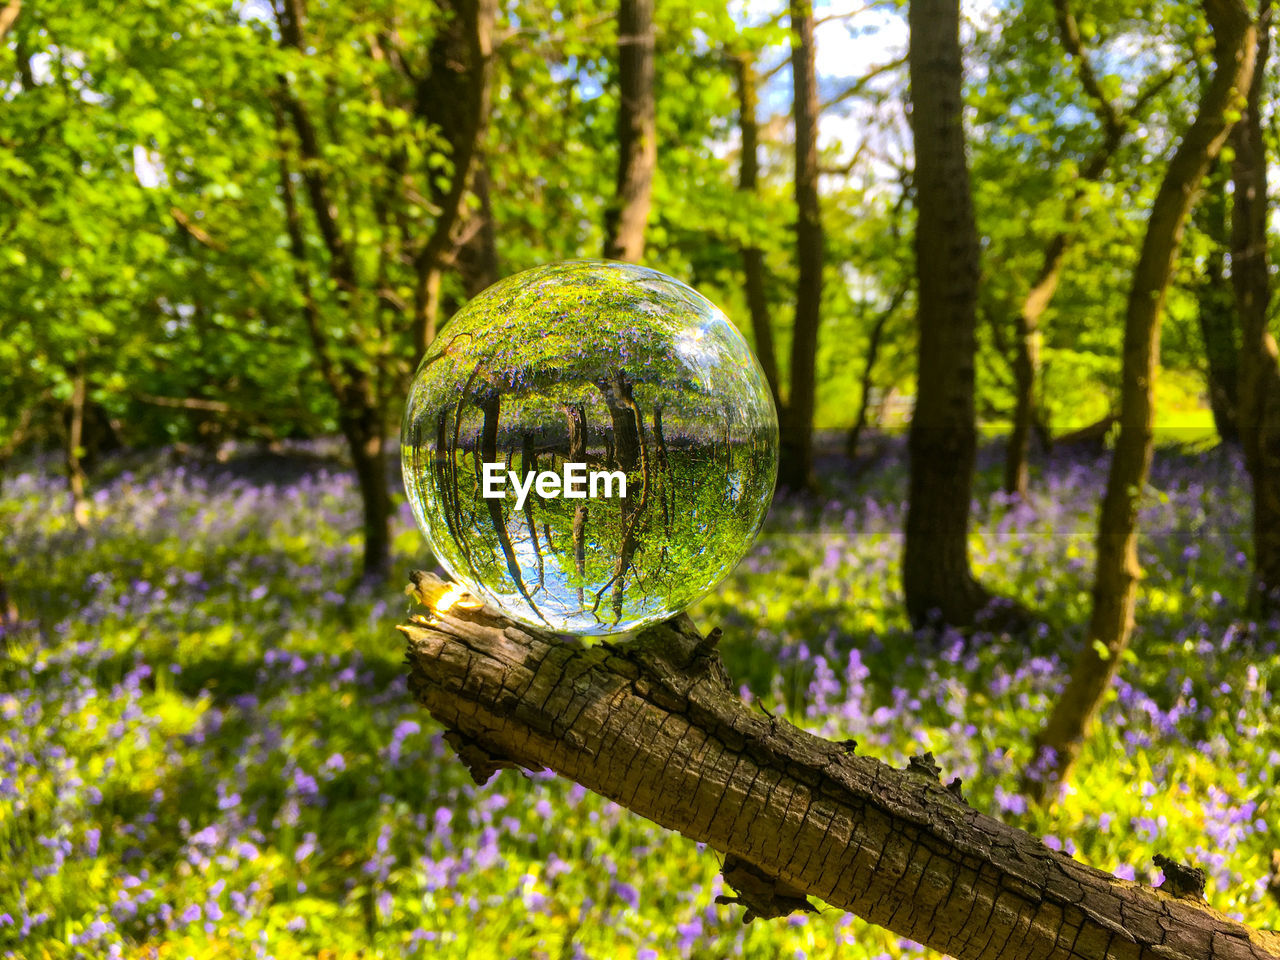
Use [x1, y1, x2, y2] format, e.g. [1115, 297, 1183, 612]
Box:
[401, 260, 779, 636]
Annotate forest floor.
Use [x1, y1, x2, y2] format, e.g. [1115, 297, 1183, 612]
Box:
[2, 434, 1277, 959]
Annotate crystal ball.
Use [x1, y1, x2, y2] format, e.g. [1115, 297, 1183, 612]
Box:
[401, 260, 779, 635]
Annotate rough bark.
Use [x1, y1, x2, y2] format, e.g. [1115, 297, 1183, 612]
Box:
[603, 0, 656, 263]
[1033, 0, 1256, 794]
[777, 0, 824, 493]
[1231, 0, 1280, 619]
[732, 51, 783, 413]
[399, 570, 1280, 960]
[1197, 161, 1241, 444]
[411, 0, 497, 356]
[902, 0, 992, 627]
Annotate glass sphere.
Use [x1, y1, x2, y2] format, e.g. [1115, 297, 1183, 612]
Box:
[401, 260, 778, 636]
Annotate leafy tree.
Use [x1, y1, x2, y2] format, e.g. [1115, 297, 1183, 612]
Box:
[1031, 0, 1256, 796]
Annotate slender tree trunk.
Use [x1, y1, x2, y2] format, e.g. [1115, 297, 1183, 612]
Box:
[1004, 0, 1154, 496]
[902, 0, 991, 628]
[653, 404, 673, 535]
[600, 372, 642, 473]
[0, 396, 22, 632]
[401, 570, 1280, 960]
[456, 158, 500, 297]
[411, 0, 496, 357]
[0, 571, 16, 633]
[1198, 161, 1241, 443]
[1004, 244, 1061, 498]
[777, 0, 823, 493]
[1032, 0, 1256, 796]
[274, 104, 392, 587]
[1231, 0, 1280, 619]
[567, 405, 589, 606]
[520, 432, 545, 590]
[603, 0, 656, 262]
[732, 51, 782, 411]
[846, 287, 907, 458]
[0, 2, 20, 40]
[65, 363, 90, 529]
[344, 414, 392, 586]
[479, 394, 543, 619]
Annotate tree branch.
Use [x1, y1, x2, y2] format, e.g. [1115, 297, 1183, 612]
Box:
[818, 55, 906, 112]
[271, 0, 356, 291]
[1052, 0, 1123, 143]
[399, 572, 1280, 960]
[0, 1, 21, 41]
[170, 206, 227, 252]
[273, 104, 344, 402]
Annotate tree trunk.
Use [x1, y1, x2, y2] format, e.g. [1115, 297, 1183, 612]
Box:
[456, 157, 501, 298]
[520, 432, 545, 590]
[1231, 0, 1280, 619]
[65, 362, 90, 529]
[846, 287, 907, 459]
[600, 372, 642, 473]
[344, 416, 392, 586]
[567, 405, 589, 606]
[1032, 0, 1256, 795]
[1004, 0, 1157, 497]
[1198, 161, 1241, 444]
[732, 51, 782, 413]
[411, 0, 497, 357]
[479, 394, 543, 618]
[0, 569, 17, 633]
[0, 2, 20, 41]
[777, 0, 823, 493]
[902, 0, 991, 628]
[603, 0, 656, 263]
[400, 570, 1280, 960]
[274, 96, 393, 587]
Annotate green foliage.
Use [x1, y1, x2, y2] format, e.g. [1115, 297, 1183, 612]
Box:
[3, 0, 1256, 457]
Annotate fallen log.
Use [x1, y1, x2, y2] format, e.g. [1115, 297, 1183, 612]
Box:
[398, 571, 1280, 960]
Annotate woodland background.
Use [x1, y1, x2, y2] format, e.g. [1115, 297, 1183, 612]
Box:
[2, 0, 1279, 957]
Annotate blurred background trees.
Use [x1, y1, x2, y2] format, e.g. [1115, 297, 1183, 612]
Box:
[2, 0, 1277, 612]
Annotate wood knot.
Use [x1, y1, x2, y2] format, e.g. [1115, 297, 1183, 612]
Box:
[696, 627, 723, 652]
[688, 627, 731, 692]
[946, 777, 965, 800]
[715, 854, 817, 923]
[907, 751, 942, 781]
[1153, 854, 1207, 900]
